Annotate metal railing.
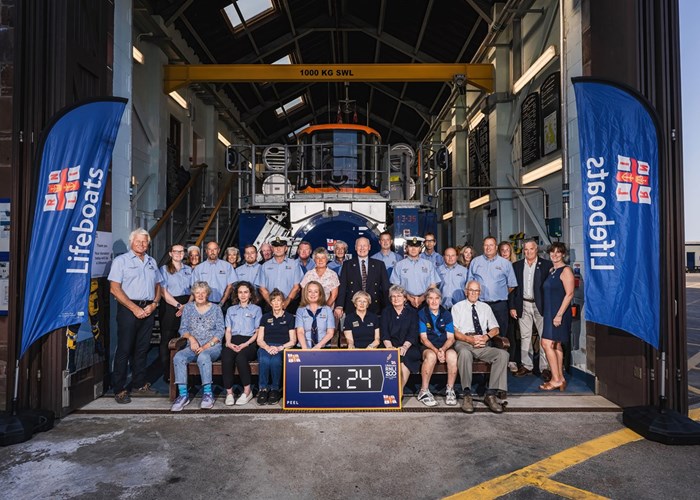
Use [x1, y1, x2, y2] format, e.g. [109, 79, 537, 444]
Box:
[226, 142, 448, 210]
[149, 164, 207, 263]
[194, 173, 238, 248]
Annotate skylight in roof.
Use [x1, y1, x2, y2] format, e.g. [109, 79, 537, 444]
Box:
[224, 0, 274, 30]
[275, 96, 305, 117]
[272, 54, 292, 65]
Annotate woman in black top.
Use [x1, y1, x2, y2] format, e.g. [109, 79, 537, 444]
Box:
[343, 291, 380, 349]
[380, 284, 421, 387]
[256, 289, 297, 404]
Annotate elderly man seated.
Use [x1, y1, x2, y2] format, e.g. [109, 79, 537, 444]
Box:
[451, 280, 509, 414]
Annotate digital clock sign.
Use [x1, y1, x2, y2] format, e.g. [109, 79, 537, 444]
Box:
[283, 349, 402, 410]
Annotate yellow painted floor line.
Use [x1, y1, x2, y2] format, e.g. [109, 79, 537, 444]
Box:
[536, 478, 609, 499]
[446, 409, 700, 500]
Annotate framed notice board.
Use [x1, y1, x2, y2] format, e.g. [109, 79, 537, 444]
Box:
[283, 348, 402, 410]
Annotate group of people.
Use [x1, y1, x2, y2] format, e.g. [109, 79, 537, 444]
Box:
[108, 228, 574, 414]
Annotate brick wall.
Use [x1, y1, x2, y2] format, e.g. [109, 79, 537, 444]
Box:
[0, 0, 14, 410]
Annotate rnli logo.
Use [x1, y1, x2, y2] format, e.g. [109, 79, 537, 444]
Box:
[615, 155, 651, 204]
[44, 166, 80, 211]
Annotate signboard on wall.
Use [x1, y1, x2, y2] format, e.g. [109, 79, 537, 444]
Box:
[521, 92, 541, 166]
[0, 198, 9, 315]
[468, 118, 490, 201]
[540, 72, 561, 155]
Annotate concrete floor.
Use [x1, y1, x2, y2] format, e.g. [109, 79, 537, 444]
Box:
[2, 278, 699, 499]
[0, 410, 698, 499]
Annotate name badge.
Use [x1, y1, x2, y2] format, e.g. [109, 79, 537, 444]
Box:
[267, 318, 274, 324]
[352, 321, 360, 327]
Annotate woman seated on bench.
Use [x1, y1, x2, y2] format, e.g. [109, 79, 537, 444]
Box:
[416, 287, 458, 407]
[256, 289, 297, 405]
[296, 281, 335, 349]
[170, 281, 224, 412]
[343, 291, 380, 348]
[380, 285, 421, 387]
[222, 281, 262, 406]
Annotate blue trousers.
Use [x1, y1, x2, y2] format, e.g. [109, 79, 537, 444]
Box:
[173, 344, 222, 386]
[258, 344, 284, 390]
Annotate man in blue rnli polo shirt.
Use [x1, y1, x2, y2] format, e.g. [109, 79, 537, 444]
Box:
[259, 236, 304, 310]
[437, 247, 468, 308]
[467, 236, 518, 334]
[108, 228, 162, 404]
[390, 236, 441, 309]
[372, 231, 401, 277]
[192, 240, 238, 305]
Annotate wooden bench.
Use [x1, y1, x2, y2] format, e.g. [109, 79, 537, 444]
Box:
[169, 336, 510, 400]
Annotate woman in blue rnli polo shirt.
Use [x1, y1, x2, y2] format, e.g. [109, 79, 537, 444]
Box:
[222, 281, 262, 406]
[416, 287, 458, 407]
[159, 244, 192, 383]
[256, 289, 297, 405]
[343, 291, 380, 348]
[295, 281, 335, 349]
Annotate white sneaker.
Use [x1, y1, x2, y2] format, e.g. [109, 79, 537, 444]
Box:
[235, 391, 254, 406]
[445, 387, 457, 406]
[225, 393, 235, 406]
[417, 389, 438, 407]
[508, 361, 518, 373]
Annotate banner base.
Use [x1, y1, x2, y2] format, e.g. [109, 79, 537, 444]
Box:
[623, 405, 700, 445]
[0, 414, 34, 446]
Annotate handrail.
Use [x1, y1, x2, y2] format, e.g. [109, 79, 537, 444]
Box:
[149, 164, 207, 239]
[195, 173, 237, 247]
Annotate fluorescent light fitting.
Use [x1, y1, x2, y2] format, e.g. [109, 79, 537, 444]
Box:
[468, 111, 485, 131]
[132, 46, 144, 64]
[521, 158, 563, 185]
[218, 132, 231, 147]
[169, 91, 188, 109]
[442, 211, 454, 221]
[512, 45, 557, 94]
[469, 194, 490, 209]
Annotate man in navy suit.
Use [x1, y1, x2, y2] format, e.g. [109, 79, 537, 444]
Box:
[335, 237, 390, 319]
[508, 239, 552, 379]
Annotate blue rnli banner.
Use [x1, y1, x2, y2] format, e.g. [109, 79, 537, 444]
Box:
[572, 78, 660, 348]
[20, 98, 127, 357]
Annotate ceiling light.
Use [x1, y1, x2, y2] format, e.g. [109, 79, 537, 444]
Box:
[169, 91, 188, 109]
[469, 194, 490, 209]
[521, 158, 563, 185]
[512, 45, 557, 94]
[132, 46, 144, 64]
[218, 132, 231, 147]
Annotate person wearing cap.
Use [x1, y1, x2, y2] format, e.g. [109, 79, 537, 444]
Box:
[390, 236, 441, 309]
[467, 236, 518, 335]
[437, 247, 469, 309]
[421, 232, 445, 267]
[259, 236, 304, 310]
[372, 231, 401, 277]
[191, 240, 238, 306]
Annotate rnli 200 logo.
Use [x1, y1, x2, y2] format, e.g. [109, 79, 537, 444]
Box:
[615, 155, 651, 204]
[44, 166, 80, 212]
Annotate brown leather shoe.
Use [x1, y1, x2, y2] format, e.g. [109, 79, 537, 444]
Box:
[483, 394, 504, 413]
[514, 366, 532, 377]
[541, 369, 552, 382]
[461, 393, 474, 414]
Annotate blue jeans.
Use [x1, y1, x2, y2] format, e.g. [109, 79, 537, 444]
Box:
[173, 344, 222, 386]
[258, 344, 284, 390]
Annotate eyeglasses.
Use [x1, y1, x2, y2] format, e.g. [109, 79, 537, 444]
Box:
[425, 239, 435, 243]
[467, 289, 481, 293]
